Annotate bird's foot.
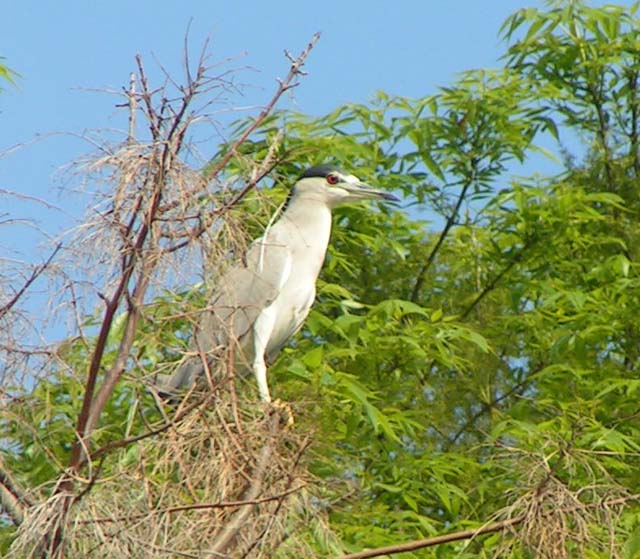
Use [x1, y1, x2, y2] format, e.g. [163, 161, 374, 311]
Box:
[267, 398, 295, 427]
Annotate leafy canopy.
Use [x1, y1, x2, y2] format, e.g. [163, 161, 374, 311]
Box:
[2, 2, 640, 558]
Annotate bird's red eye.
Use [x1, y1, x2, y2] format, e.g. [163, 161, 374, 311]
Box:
[326, 174, 339, 185]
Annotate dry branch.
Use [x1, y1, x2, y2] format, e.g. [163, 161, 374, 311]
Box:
[0, 244, 61, 320]
[0, 455, 35, 526]
[209, 413, 281, 555]
[336, 495, 639, 559]
[78, 484, 306, 524]
[204, 32, 320, 183]
[6, 32, 322, 559]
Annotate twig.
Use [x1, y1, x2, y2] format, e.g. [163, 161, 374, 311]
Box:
[335, 495, 639, 559]
[210, 414, 281, 555]
[0, 455, 35, 525]
[445, 363, 543, 449]
[204, 32, 320, 183]
[410, 170, 476, 303]
[460, 237, 533, 320]
[77, 484, 306, 524]
[0, 243, 61, 319]
[242, 434, 312, 558]
[127, 72, 137, 143]
[86, 391, 215, 465]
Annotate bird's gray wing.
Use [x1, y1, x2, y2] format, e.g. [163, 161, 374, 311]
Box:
[158, 236, 291, 395]
[198, 236, 291, 346]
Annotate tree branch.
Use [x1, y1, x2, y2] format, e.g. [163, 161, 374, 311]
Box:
[204, 32, 320, 183]
[459, 237, 532, 320]
[210, 414, 280, 555]
[0, 243, 61, 319]
[336, 495, 639, 559]
[78, 483, 305, 525]
[410, 172, 476, 303]
[445, 363, 544, 449]
[0, 455, 35, 526]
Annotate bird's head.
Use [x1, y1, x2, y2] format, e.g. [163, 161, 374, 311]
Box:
[293, 165, 399, 208]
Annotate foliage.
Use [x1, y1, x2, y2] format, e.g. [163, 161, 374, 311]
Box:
[1, 2, 640, 558]
[0, 58, 17, 88]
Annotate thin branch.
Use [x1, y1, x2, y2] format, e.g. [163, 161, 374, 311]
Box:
[210, 414, 280, 555]
[77, 484, 306, 524]
[67, 186, 152, 474]
[0, 455, 35, 526]
[410, 171, 476, 303]
[336, 495, 639, 559]
[340, 515, 526, 559]
[460, 238, 532, 320]
[83, 256, 155, 437]
[242, 434, 312, 558]
[445, 363, 544, 449]
[66, 245, 139, 472]
[0, 243, 61, 319]
[86, 391, 215, 465]
[204, 32, 320, 183]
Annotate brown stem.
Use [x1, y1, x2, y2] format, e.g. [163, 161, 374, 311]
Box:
[0, 243, 61, 319]
[204, 32, 320, 183]
[410, 172, 475, 303]
[210, 414, 280, 555]
[336, 495, 639, 559]
[242, 435, 312, 558]
[77, 484, 305, 525]
[0, 455, 35, 525]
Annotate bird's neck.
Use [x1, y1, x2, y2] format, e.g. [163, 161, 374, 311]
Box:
[271, 195, 333, 257]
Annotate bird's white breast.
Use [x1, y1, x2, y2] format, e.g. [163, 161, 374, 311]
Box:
[260, 200, 333, 359]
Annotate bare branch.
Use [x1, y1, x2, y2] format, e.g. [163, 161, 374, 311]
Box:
[0, 243, 61, 319]
[204, 32, 320, 182]
[209, 414, 281, 555]
[336, 495, 639, 559]
[78, 484, 306, 524]
[410, 170, 476, 303]
[0, 455, 35, 526]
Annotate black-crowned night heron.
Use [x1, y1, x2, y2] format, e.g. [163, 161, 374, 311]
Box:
[159, 165, 398, 403]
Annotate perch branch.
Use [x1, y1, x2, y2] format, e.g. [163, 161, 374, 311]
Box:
[336, 495, 639, 559]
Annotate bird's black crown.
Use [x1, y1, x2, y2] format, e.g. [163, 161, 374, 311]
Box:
[299, 164, 346, 180]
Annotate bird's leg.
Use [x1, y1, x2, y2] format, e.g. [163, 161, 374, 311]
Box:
[252, 356, 271, 403]
[253, 357, 294, 425]
[250, 356, 291, 423]
[251, 311, 275, 402]
[251, 309, 293, 425]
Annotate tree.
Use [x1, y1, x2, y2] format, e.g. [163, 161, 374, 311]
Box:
[1, 2, 639, 558]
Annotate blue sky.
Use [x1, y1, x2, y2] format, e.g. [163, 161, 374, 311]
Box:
[1, 1, 546, 245]
[1, 0, 564, 343]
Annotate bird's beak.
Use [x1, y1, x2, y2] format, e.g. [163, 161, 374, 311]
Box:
[342, 181, 400, 202]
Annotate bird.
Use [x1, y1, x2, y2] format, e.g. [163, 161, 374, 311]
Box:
[158, 164, 399, 403]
